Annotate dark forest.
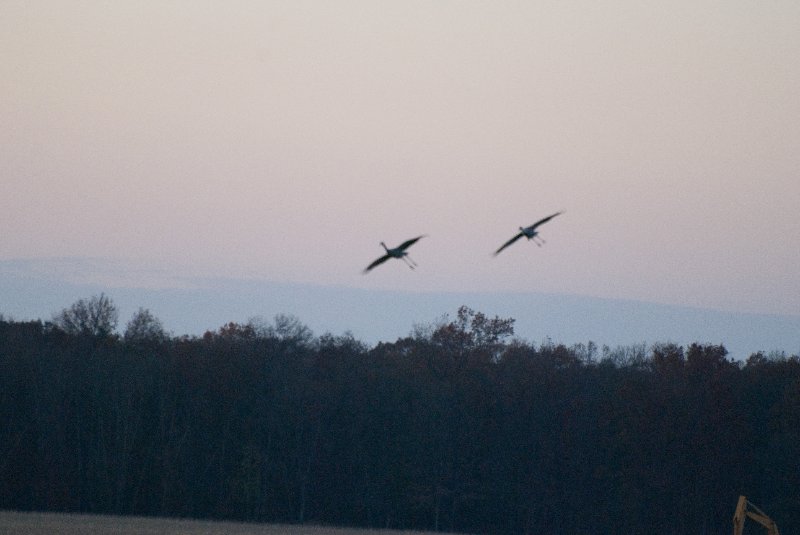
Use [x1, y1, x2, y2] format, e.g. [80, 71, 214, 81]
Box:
[1, 296, 798, 534]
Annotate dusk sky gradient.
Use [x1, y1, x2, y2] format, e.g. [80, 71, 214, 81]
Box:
[2, 1, 799, 318]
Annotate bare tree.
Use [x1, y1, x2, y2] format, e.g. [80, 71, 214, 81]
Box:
[52, 293, 118, 337]
[124, 308, 167, 343]
[248, 314, 314, 346]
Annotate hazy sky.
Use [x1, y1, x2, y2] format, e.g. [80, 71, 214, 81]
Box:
[2, 1, 799, 316]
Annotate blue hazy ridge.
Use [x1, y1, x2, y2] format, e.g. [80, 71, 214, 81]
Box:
[1, 259, 798, 360]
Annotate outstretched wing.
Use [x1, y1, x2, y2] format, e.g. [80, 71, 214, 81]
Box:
[494, 232, 524, 256]
[363, 254, 391, 273]
[529, 211, 563, 230]
[397, 235, 425, 251]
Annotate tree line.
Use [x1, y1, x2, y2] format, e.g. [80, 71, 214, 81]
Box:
[0, 296, 798, 534]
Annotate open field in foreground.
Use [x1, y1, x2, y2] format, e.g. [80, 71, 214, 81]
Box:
[0, 511, 462, 535]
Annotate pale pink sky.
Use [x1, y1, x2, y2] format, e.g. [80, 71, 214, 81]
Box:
[2, 1, 799, 315]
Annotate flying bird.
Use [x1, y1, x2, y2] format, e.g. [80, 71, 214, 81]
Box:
[494, 212, 563, 256]
[363, 235, 426, 273]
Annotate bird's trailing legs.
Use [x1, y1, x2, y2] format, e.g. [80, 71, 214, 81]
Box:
[402, 255, 417, 269]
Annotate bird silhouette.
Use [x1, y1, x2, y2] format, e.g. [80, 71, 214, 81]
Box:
[363, 235, 426, 273]
[494, 212, 563, 256]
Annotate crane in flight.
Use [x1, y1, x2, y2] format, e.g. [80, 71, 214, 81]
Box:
[493, 211, 563, 256]
[363, 235, 426, 273]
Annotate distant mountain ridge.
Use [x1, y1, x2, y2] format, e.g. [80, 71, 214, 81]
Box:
[1, 258, 798, 360]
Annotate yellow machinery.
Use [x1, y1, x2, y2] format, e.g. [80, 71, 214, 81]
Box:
[733, 495, 780, 535]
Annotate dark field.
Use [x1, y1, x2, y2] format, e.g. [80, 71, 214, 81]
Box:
[0, 511, 460, 535]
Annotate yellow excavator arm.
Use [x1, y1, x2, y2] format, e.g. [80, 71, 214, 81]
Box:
[733, 495, 780, 535]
